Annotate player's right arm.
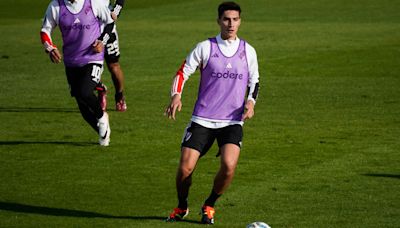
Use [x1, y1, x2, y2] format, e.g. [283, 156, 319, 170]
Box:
[170, 40, 209, 97]
[165, 40, 210, 120]
[165, 94, 182, 120]
[40, 0, 62, 63]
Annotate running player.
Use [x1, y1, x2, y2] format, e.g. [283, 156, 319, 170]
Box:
[165, 1, 260, 224]
[97, 0, 127, 112]
[40, 0, 115, 146]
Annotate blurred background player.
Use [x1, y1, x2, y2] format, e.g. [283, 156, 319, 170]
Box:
[40, 0, 115, 146]
[164, 1, 260, 225]
[96, 0, 127, 112]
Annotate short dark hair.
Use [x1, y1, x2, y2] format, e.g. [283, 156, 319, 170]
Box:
[218, 1, 241, 19]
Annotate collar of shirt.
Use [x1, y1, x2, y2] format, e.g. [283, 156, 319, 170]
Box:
[215, 33, 240, 58]
[216, 33, 240, 46]
[65, 0, 84, 13]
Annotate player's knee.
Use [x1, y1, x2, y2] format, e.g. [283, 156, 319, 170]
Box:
[108, 62, 120, 71]
[178, 166, 195, 178]
[221, 163, 237, 177]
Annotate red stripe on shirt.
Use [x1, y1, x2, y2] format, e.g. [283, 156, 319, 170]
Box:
[174, 60, 186, 94]
[40, 31, 56, 50]
[40, 32, 52, 45]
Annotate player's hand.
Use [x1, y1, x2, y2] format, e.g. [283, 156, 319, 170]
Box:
[165, 94, 182, 120]
[242, 100, 255, 121]
[49, 49, 62, 64]
[111, 12, 118, 21]
[92, 40, 104, 53]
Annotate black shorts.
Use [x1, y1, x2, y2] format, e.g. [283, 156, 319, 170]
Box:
[65, 63, 103, 97]
[104, 24, 120, 63]
[181, 122, 243, 157]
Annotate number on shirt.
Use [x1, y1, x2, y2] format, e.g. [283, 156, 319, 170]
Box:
[106, 40, 120, 56]
[91, 65, 103, 83]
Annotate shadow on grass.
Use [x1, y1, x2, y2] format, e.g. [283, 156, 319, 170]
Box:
[363, 173, 400, 179]
[0, 141, 97, 147]
[0, 201, 202, 224]
[0, 107, 78, 113]
[0, 107, 121, 113]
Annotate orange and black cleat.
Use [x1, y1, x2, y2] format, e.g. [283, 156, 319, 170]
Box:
[166, 207, 189, 222]
[200, 205, 215, 225]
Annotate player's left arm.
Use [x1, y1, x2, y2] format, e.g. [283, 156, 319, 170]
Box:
[111, 0, 124, 20]
[242, 44, 260, 121]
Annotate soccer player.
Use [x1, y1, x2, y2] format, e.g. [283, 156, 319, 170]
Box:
[97, 0, 127, 112]
[165, 1, 260, 225]
[40, 0, 115, 146]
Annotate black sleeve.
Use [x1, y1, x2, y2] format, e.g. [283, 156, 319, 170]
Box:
[115, 0, 125, 7]
[98, 22, 115, 44]
[113, 0, 124, 18]
[251, 82, 259, 100]
[246, 82, 259, 102]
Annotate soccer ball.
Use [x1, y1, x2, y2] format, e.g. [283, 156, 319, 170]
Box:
[246, 221, 271, 228]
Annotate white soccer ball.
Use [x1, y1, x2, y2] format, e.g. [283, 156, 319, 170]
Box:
[246, 221, 271, 228]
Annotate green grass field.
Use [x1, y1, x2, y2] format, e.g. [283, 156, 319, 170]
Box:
[0, 0, 399, 227]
